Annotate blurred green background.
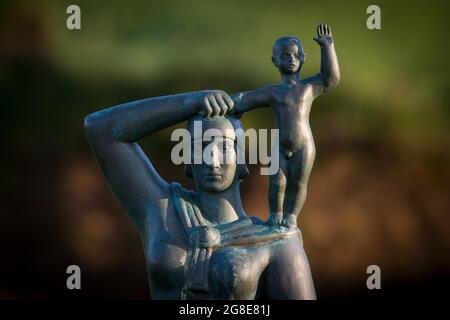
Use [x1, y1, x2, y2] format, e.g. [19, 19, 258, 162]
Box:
[1, 0, 449, 299]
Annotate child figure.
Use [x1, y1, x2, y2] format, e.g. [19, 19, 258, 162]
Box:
[232, 24, 340, 228]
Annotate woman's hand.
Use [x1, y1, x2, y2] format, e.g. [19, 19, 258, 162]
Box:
[199, 90, 235, 117]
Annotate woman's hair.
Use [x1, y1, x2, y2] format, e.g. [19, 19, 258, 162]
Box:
[184, 115, 250, 180]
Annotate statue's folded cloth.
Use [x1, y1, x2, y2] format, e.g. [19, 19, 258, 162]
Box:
[170, 183, 300, 299]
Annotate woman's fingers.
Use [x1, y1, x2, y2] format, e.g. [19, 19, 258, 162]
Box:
[201, 96, 213, 117]
[223, 93, 235, 112]
[201, 91, 235, 117]
[216, 91, 235, 115]
[209, 95, 222, 116]
[215, 94, 227, 116]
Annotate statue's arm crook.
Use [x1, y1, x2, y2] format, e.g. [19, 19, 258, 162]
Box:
[83, 91, 230, 227]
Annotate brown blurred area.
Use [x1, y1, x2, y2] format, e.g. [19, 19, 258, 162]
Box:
[1, 0, 449, 299]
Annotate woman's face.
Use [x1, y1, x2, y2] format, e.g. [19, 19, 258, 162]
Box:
[190, 118, 238, 192]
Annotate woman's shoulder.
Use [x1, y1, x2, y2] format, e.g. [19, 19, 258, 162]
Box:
[217, 217, 299, 248]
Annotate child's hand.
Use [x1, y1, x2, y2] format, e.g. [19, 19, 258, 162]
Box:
[199, 90, 235, 117]
[313, 24, 334, 46]
[281, 214, 297, 229]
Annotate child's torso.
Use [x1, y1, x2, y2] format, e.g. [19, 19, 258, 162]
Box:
[272, 83, 315, 155]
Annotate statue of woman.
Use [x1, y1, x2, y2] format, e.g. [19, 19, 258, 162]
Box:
[84, 90, 316, 299]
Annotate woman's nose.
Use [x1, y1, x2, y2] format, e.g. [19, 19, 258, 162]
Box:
[208, 146, 222, 167]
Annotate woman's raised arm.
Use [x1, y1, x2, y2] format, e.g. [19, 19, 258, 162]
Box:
[84, 90, 234, 227]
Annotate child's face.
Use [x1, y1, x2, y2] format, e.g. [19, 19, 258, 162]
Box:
[273, 42, 303, 74]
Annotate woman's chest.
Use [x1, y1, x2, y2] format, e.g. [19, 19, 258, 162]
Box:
[144, 236, 271, 299]
[208, 245, 271, 299]
[144, 236, 187, 296]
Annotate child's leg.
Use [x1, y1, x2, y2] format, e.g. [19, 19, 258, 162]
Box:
[267, 152, 288, 227]
[282, 144, 316, 228]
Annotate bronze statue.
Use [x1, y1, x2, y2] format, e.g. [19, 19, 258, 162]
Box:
[232, 24, 340, 229]
[84, 24, 339, 300]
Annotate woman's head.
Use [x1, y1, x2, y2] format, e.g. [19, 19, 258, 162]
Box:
[185, 115, 249, 192]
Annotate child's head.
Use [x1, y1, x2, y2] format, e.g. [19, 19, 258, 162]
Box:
[272, 36, 305, 75]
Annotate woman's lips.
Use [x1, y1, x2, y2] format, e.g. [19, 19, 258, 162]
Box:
[206, 172, 222, 180]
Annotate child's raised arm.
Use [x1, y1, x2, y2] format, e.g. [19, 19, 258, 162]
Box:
[305, 24, 340, 97]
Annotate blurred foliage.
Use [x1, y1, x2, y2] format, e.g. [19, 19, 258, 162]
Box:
[1, 0, 450, 299]
[1, 0, 449, 154]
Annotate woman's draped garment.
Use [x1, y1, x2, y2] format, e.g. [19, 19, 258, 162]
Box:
[170, 182, 299, 299]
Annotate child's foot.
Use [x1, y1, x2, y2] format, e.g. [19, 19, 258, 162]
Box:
[267, 212, 283, 228]
[281, 214, 297, 229]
